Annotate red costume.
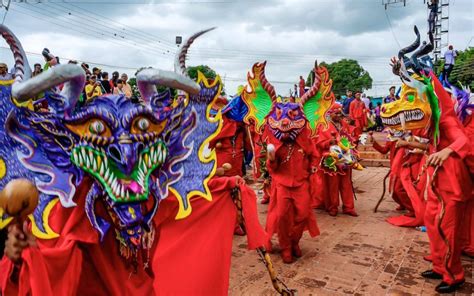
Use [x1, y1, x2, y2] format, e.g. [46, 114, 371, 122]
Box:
[209, 117, 251, 177]
[0, 177, 267, 295]
[264, 127, 320, 259]
[373, 136, 428, 227]
[424, 75, 472, 286]
[460, 114, 474, 257]
[349, 98, 367, 139]
[315, 121, 357, 216]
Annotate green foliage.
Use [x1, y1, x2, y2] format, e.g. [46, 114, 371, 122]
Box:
[446, 48, 474, 89]
[186, 65, 217, 81]
[306, 59, 373, 97]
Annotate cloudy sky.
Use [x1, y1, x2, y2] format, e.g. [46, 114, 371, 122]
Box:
[2, 0, 473, 97]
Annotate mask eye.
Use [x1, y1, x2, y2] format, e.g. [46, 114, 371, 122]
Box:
[89, 120, 106, 135]
[136, 118, 150, 132]
[275, 107, 282, 120]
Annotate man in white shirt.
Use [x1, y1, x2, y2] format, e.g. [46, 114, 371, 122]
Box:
[361, 93, 371, 109]
[443, 45, 457, 79]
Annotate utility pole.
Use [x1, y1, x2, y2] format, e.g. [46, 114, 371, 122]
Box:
[382, 0, 450, 62]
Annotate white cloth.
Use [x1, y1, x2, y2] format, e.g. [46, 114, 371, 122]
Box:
[444, 50, 457, 65]
[362, 97, 371, 109]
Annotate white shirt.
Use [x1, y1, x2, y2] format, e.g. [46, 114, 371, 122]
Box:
[362, 97, 371, 109]
[444, 50, 457, 65]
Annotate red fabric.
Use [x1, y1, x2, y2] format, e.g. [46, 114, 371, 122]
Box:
[299, 78, 306, 97]
[1, 177, 267, 296]
[263, 127, 319, 250]
[314, 122, 356, 213]
[349, 99, 367, 138]
[209, 118, 250, 177]
[0, 178, 155, 296]
[387, 153, 427, 227]
[424, 74, 472, 285]
[153, 177, 266, 295]
[461, 114, 474, 256]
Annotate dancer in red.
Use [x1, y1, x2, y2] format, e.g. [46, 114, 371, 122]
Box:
[241, 62, 335, 263]
[316, 105, 359, 217]
[387, 27, 471, 292]
[349, 92, 367, 140]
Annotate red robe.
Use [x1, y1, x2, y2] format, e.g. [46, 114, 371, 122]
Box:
[349, 99, 367, 139]
[264, 127, 320, 250]
[461, 114, 474, 257]
[424, 74, 472, 285]
[209, 117, 251, 177]
[0, 177, 266, 295]
[315, 121, 356, 214]
[374, 135, 428, 227]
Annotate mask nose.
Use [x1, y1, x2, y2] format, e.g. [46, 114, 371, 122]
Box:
[107, 143, 137, 175]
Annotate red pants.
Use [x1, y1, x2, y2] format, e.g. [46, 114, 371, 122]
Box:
[425, 188, 465, 285]
[323, 172, 355, 213]
[266, 182, 319, 250]
[392, 177, 414, 213]
[461, 199, 474, 256]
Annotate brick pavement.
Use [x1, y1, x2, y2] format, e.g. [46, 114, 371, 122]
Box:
[228, 167, 473, 295]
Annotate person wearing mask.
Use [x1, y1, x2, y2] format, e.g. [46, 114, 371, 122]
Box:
[120, 73, 133, 98]
[443, 45, 457, 80]
[384, 86, 399, 103]
[85, 75, 103, 101]
[100, 72, 112, 94]
[342, 90, 354, 115]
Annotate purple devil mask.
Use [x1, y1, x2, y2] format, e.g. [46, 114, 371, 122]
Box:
[1, 27, 221, 263]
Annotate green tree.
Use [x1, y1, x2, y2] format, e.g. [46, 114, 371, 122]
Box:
[306, 59, 373, 97]
[186, 65, 217, 81]
[445, 47, 474, 89]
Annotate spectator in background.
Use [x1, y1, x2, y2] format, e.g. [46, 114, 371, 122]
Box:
[349, 92, 367, 138]
[361, 93, 370, 109]
[85, 75, 102, 101]
[342, 90, 354, 115]
[101, 72, 112, 94]
[299, 75, 306, 97]
[443, 45, 457, 79]
[374, 102, 383, 131]
[110, 71, 120, 89]
[120, 73, 132, 98]
[81, 63, 92, 75]
[0, 63, 12, 81]
[92, 67, 102, 80]
[384, 86, 399, 103]
[32, 63, 42, 77]
[113, 79, 125, 96]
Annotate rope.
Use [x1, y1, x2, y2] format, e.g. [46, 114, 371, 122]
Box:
[231, 188, 295, 295]
[374, 169, 391, 213]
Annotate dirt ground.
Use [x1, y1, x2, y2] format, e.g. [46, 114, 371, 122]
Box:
[228, 167, 473, 296]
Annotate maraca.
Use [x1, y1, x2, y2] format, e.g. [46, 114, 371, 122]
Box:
[0, 179, 39, 221]
[216, 163, 233, 176]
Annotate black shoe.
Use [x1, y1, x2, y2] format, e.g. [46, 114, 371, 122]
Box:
[421, 270, 443, 279]
[435, 280, 465, 294]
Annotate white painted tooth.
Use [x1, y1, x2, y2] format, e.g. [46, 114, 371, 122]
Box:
[126, 191, 130, 199]
[100, 163, 105, 176]
[93, 158, 97, 171]
[120, 186, 125, 198]
[85, 156, 91, 168]
[104, 169, 110, 181]
[73, 152, 78, 163]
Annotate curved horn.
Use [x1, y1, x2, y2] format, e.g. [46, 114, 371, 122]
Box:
[411, 32, 434, 73]
[398, 26, 421, 59]
[12, 64, 85, 105]
[300, 68, 321, 105]
[0, 25, 32, 85]
[259, 61, 277, 101]
[174, 27, 216, 76]
[136, 68, 201, 102]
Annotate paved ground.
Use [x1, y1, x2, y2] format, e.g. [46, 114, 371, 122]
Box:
[228, 167, 473, 295]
